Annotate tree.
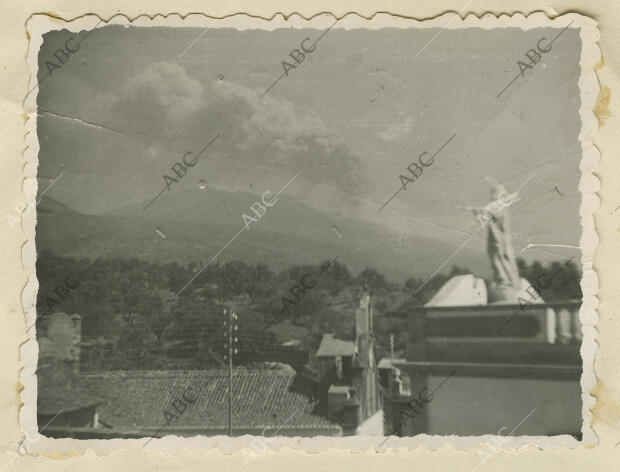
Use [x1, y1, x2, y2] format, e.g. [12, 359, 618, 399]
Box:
[404, 277, 421, 293]
[287, 288, 327, 326]
[218, 260, 253, 297]
[320, 260, 352, 295]
[356, 267, 387, 292]
[516, 257, 528, 278]
[520, 259, 582, 301]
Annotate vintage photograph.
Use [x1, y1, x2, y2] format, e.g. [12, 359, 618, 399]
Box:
[25, 13, 596, 446]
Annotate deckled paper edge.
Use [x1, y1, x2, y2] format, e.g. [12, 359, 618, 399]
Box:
[20, 10, 600, 457]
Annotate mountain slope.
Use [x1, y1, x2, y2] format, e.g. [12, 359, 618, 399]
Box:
[35, 188, 489, 282]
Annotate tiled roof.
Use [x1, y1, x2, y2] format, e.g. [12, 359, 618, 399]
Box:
[38, 383, 100, 416]
[316, 334, 355, 358]
[80, 367, 340, 432]
[37, 358, 101, 416]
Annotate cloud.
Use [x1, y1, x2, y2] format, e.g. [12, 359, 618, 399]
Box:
[109, 61, 205, 139]
[104, 62, 372, 196]
[210, 80, 371, 195]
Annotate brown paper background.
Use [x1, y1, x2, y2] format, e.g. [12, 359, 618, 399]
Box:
[1, 0, 618, 470]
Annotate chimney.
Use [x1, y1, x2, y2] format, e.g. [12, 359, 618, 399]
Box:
[70, 314, 82, 374]
[327, 386, 351, 422]
[355, 287, 371, 367]
[353, 287, 381, 424]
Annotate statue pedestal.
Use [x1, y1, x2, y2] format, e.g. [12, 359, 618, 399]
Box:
[487, 281, 519, 304]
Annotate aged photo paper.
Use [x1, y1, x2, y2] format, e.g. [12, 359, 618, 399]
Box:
[19, 11, 599, 458]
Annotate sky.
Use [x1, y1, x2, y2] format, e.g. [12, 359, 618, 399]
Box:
[35, 23, 584, 266]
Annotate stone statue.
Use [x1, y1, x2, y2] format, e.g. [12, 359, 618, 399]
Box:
[470, 184, 521, 303]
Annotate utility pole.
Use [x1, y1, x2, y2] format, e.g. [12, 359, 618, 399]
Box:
[390, 333, 395, 360]
[223, 307, 238, 436]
